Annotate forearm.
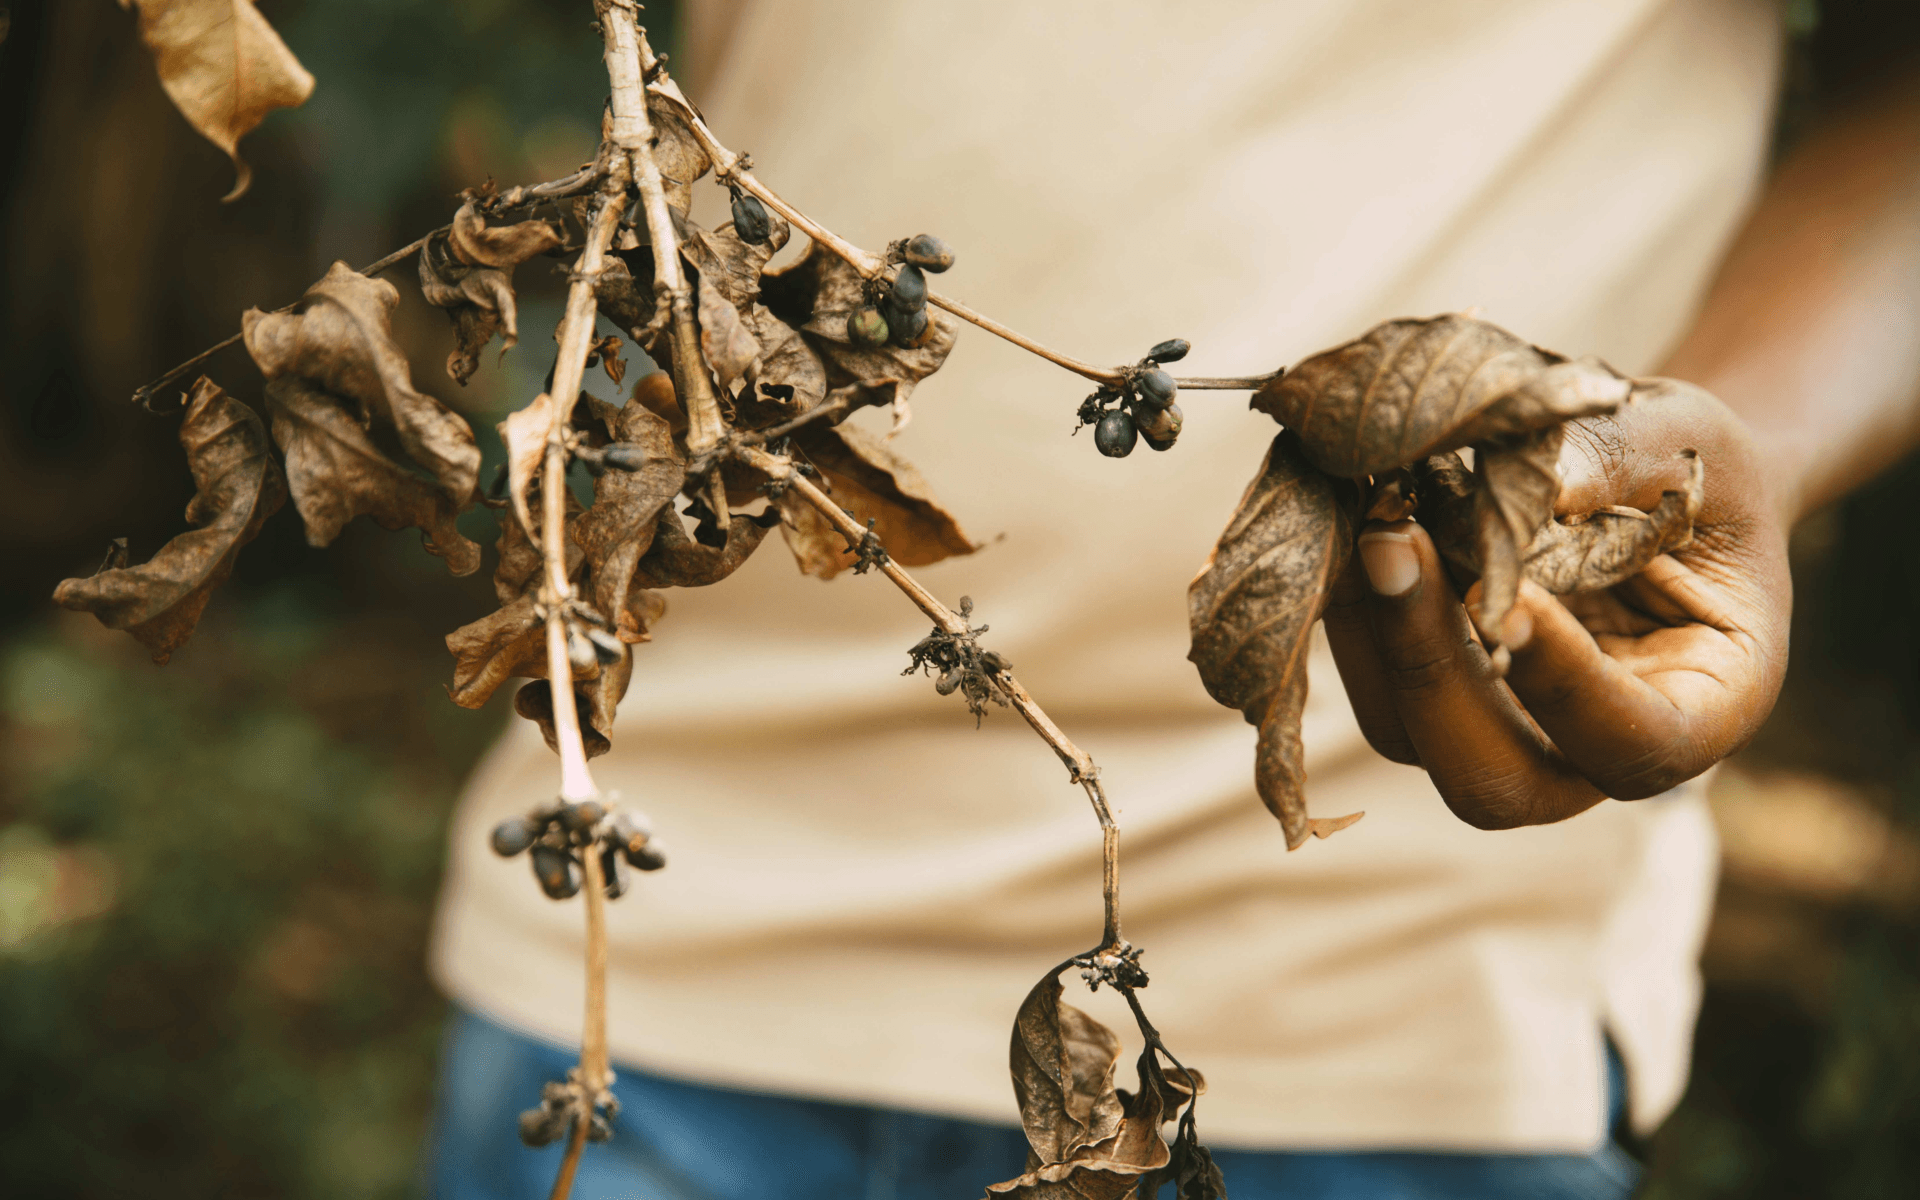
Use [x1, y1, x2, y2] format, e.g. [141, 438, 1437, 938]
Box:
[1660, 72, 1920, 526]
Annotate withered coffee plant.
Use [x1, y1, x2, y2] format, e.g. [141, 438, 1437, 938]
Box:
[69, 4, 1705, 1196]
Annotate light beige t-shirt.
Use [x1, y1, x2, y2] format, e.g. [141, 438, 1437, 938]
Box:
[432, 0, 1782, 1151]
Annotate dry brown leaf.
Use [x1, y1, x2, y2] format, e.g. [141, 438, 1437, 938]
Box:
[633, 502, 773, 589]
[1254, 313, 1630, 478]
[573, 398, 684, 632]
[989, 967, 1174, 1200]
[264, 377, 481, 575]
[1188, 433, 1361, 849]
[419, 202, 562, 385]
[244, 262, 481, 510]
[774, 421, 976, 580]
[514, 679, 616, 759]
[763, 240, 959, 411]
[697, 273, 761, 393]
[1473, 426, 1564, 648]
[445, 484, 586, 712]
[645, 93, 713, 214]
[1523, 453, 1703, 591]
[53, 377, 285, 663]
[119, 0, 314, 201]
[497, 390, 557, 550]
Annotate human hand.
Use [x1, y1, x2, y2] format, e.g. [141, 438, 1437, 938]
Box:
[1322, 379, 1792, 829]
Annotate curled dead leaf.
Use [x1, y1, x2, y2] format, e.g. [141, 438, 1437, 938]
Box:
[1188, 434, 1361, 849]
[53, 377, 285, 662]
[418, 202, 562, 385]
[774, 421, 976, 580]
[245, 262, 482, 513]
[119, 0, 314, 201]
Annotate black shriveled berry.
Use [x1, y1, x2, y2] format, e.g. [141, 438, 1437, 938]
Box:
[519, 1106, 566, 1148]
[846, 306, 890, 346]
[531, 845, 580, 899]
[560, 799, 606, 835]
[1136, 368, 1177, 408]
[585, 626, 626, 666]
[1094, 410, 1138, 457]
[588, 1112, 613, 1143]
[1146, 338, 1191, 364]
[1136, 401, 1183, 450]
[601, 844, 632, 899]
[889, 263, 928, 311]
[491, 816, 540, 858]
[730, 190, 772, 245]
[601, 443, 647, 472]
[903, 234, 954, 272]
[627, 840, 668, 872]
[887, 304, 929, 347]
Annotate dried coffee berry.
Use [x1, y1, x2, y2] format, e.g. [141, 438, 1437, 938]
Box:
[600, 844, 632, 899]
[531, 845, 580, 899]
[588, 1112, 613, 1143]
[560, 799, 605, 835]
[730, 189, 772, 245]
[490, 816, 540, 858]
[627, 840, 668, 872]
[1136, 368, 1177, 408]
[1136, 401, 1183, 450]
[1146, 338, 1191, 363]
[847, 306, 890, 346]
[585, 626, 626, 666]
[1094, 410, 1138, 457]
[889, 263, 928, 311]
[903, 233, 954, 273]
[601, 443, 647, 472]
[888, 305, 929, 347]
[519, 1106, 566, 1148]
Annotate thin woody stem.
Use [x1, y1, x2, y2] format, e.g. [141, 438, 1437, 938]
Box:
[735, 445, 1125, 948]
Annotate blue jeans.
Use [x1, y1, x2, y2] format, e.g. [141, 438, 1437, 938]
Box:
[429, 1007, 1641, 1200]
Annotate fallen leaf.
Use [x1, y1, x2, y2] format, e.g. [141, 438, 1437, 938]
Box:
[245, 262, 481, 510]
[1253, 313, 1630, 478]
[53, 377, 285, 662]
[119, 0, 314, 201]
[1188, 433, 1362, 849]
[264, 377, 481, 575]
[775, 421, 976, 580]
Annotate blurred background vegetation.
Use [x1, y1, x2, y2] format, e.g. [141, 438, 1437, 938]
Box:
[0, 1, 1914, 1197]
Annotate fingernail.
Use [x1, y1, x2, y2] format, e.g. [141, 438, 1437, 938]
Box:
[1358, 529, 1419, 596]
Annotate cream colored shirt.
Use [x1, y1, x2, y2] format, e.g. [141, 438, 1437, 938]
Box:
[432, 0, 1782, 1151]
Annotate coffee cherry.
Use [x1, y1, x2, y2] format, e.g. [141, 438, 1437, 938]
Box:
[904, 234, 954, 272]
[1136, 368, 1177, 408]
[607, 811, 653, 855]
[491, 816, 540, 858]
[888, 304, 929, 347]
[730, 190, 772, 245]
[601, 844, 631, 899]
[889, 263, 928, 311]
[585, 626, 626, 666]
[1136, 402, 1183, 450]
[601, 443, 647, 472]
[588, 1112, 613, 1143]
[519, 1106, 565, 1147]
[1094, 410, 1138, 458]
[560, 799, 605, 835]
[626, 840, 668, 872]
[531, 845, 580, 899]
[847, 306, 890, 346]
[1146, 338, 1191, 364]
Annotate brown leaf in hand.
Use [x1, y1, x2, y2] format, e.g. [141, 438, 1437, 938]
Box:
[774, 421, 977, 580]
[1472, 426, 1564, 655]
[1253, 313, 1629, 478]
[54, 377, 285, 662]
[1188, 433, 1362, 849]
[1522, 452, 1703, 593]
[419, 202, 562, 385]
[263, 377, 481, 575]
[119, 0, 314, 201]
[245, 262, 482, 509]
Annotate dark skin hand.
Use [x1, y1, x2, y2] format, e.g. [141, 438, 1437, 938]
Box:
[1324, 73, 1920, 829]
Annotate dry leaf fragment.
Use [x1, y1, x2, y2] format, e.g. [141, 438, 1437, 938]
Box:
[419, 202, 563, 385]
[644, 94, 713, 215]
[633, 502, 772, 589]
[119, 0, 314, 201]
[53, 377, 285, 662]
[1253, 313, 1628, 478]
[264, 377, 481, 575]
[1522, 452, 1703, 592]
[244, 262, 482, 511]
[514, 679, 615, 759]
[774, 421, 977, 580]
[1188, 434, 1362, 849]
[1472, 426, 1564, 654]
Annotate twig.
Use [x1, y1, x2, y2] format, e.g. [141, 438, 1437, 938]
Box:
[735, 445, 1125, 949]
[620, 12, 731, 535]
[1173, 372, 1280, 390]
